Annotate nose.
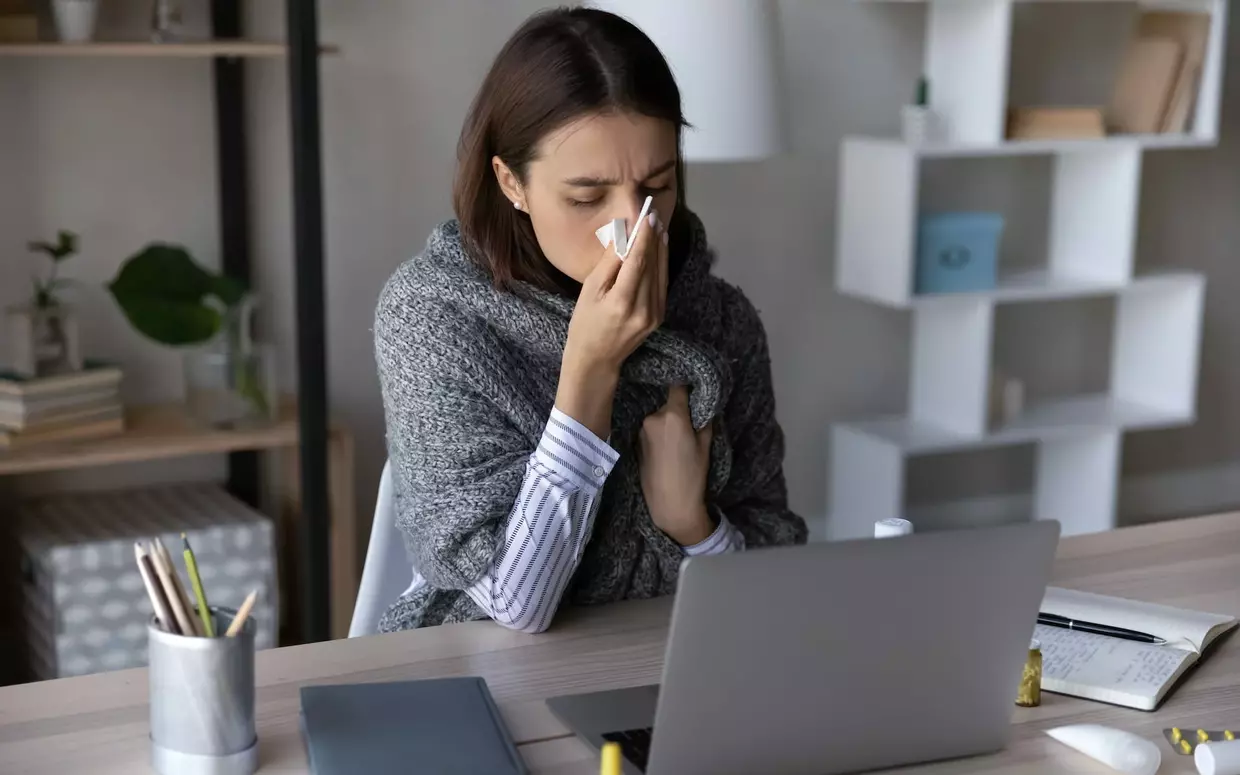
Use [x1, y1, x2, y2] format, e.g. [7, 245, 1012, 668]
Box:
[619, 191, 655, 229]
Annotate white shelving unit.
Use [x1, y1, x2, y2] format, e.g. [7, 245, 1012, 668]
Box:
[829, 0, 1225, 540]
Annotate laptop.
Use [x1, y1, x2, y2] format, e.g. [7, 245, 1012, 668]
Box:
[546, 521, 1060, 775]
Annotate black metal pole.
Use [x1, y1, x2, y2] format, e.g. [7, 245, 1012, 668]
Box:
[210, 0, 261, 510]
[286, 0, 331, 644]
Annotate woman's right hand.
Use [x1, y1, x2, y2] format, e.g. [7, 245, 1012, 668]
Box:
[556, 213, 668, 439]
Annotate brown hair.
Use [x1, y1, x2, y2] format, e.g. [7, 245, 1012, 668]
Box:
[453, 7, 689, 293]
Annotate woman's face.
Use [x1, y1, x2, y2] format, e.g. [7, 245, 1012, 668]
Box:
[494, 110, 679, 284]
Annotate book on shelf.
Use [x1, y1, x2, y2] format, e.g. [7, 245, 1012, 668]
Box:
[0, 363, 124, 445]
[1037, 587, 1238, 711]
[0, 415, 125, 450]
[0, 391, 121, 428]
[0, 403, 122, 434]
[0, 362, 122, 399]
[1109, 37, 1183, 134]
[1138, 11, 1212, 134]
[1007, 107, 1105, 141]
[1108, 10, 1212, 136]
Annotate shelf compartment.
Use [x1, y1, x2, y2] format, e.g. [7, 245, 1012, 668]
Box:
[906, 272, 1201, 443]
[836, 137, 1142, 307]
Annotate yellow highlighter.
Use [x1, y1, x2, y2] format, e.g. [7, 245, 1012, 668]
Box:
[600, 741, 622, 775]
[182, 533, 215, 637]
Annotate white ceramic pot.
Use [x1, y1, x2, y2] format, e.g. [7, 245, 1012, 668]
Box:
[52, 0, 99, 43]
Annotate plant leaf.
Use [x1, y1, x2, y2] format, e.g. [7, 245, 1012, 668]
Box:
[108, 243, 224, 346]
[113, 297, 222, 346]
[210, 273, 247, 307]
[53, 231, 78, 261]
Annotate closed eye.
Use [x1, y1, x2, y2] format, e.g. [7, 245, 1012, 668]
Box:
[568, 197, 603, 208]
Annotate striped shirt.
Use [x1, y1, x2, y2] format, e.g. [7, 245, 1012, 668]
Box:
[402, 408, 745, 633]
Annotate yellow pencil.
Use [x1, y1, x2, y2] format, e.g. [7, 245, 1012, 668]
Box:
[600, 741, 622, 775]
[182, 533, 215, 637]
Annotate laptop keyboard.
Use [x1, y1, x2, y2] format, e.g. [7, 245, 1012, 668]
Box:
[602, 727, 654, 772]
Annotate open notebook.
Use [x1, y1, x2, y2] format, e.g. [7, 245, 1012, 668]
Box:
[1036, 587, 1238, 711]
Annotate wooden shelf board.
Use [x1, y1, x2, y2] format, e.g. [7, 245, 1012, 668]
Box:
[0, 41, 339, 58]
[0, 400, 313, 476]
[910, 269, 1203, 307]
[840, 394, 1191, 455]
[848, 133, 1215, 159]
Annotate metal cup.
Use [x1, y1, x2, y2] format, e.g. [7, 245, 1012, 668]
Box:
[148, 607, 258, 775]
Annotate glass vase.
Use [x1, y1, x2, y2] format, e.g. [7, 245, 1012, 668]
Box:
[5, 303, 83, 378]
[183, 298, 276, 429]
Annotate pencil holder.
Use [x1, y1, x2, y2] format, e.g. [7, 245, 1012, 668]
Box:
[148, 607, 258, 775]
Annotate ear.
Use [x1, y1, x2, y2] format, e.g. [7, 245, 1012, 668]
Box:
[492, 156, 526, 210]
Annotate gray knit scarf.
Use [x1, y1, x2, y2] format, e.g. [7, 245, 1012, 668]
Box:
[374, 211, 806, 632]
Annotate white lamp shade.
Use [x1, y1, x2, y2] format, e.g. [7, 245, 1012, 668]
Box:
[589, 0, 785, 162]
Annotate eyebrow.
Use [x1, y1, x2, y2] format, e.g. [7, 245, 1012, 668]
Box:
[562, 159, 677, 187]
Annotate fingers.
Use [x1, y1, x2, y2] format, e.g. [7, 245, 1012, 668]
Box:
[584, 245, 624, 294]
[611, 211, 655, 301]
[654, 214, 668, 318]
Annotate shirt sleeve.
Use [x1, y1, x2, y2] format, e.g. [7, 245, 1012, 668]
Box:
[682, 507, 746, 556]
[463, 408, 619, 633]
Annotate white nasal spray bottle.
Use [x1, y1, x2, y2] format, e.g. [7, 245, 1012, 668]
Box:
[595, 195, 654, 259]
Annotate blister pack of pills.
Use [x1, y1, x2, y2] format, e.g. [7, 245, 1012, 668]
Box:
[1164, 727, 1237, 755]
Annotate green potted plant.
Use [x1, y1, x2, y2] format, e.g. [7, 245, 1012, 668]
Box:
[6, 230, 84, 378]
[108, 243, 274, 428]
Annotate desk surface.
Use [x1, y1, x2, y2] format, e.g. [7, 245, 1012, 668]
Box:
[2, 513, 1239, 774]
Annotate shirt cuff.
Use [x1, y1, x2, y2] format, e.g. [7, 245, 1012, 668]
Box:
[682, 510, 745, 556]
[532, 408, 620, 492]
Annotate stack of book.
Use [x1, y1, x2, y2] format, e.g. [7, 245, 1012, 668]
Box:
[0, 363, 125, 450]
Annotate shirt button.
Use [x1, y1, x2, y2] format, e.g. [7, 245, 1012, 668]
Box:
[592, 465, 606, 479]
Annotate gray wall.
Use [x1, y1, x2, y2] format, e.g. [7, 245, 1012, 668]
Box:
[3, 1, 1239, 538]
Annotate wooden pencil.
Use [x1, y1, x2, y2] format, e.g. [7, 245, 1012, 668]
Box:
[225, 590, 259, 638]
[148, 539, 197, 637]
[153, 537, 202, 636]
[134, 542, 178, 635]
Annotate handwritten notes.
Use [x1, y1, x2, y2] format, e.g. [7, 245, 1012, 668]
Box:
[1035, 624, 1190, 700]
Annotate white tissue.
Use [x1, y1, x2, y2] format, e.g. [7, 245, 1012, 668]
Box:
[1046, 725, 1161, 775]
[1197, 740, 1240, 775]
[595, 218, 627, 253]
[593, 196, 654, 259]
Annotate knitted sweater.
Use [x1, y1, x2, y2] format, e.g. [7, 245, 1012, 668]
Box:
[374, 212, 807, 631]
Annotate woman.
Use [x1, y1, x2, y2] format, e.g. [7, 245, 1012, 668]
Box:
[375, 7, 806, 634]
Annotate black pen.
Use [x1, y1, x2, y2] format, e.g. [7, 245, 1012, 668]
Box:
[1038, 612, 1167, 645]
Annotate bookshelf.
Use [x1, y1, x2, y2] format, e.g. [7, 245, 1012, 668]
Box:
[828, 0, 1226, 540]
[0, 1, 342, 644]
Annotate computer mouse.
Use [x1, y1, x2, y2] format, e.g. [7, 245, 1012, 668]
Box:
[1046, 724, 1161, 775]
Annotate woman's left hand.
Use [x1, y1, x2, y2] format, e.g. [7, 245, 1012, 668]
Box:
[639, 385, 715, 546]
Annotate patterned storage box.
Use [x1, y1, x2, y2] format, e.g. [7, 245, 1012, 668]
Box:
[19, 483, 278, 679]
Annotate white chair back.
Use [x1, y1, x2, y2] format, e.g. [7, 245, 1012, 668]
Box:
[348, 460, 413, 637]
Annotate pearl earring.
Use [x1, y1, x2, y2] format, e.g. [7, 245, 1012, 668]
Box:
[513, 201, 523, 211]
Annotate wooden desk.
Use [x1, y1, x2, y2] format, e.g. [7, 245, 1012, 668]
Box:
[2, 513, 1239, 774]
